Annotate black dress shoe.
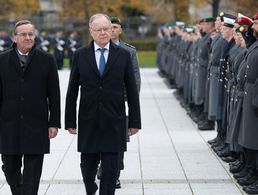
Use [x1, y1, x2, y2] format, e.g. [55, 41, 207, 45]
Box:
[233, 166, 248, 179]
[238, 175, 257, 186]
[244, 186, 258, 194]
[116, 179, 121, 189]
[208, 136, 221, 145]
[212, 143, 225, 153]
[221, 156, 236, 163]
[198, 120, 215, 131]
[211, 139, 224, 148]
[229, 162, 245, 173]
[243, 180, 258, 193]
[229, 159, 241, 167]
[217, 146, 231, 157]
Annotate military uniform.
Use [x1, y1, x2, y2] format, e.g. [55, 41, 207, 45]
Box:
[66, 32, 82, 69]
[208, 34, 228, 121]
[52, 32, 66, 70]
[239, 41, 258, 149]
[35, 33, 51, 52]
[0, 32, 12, 52]
[226, 48, 247, 151]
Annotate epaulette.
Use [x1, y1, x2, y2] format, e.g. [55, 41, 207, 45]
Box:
[124, 43, 136, 50]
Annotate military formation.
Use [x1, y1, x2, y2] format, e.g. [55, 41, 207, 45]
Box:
[0, 29, 82, 69]
[157, 12, 258, 194]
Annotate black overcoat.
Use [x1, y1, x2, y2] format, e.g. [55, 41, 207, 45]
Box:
[65, 41, 141, 153]
[239, 41, 258, 149]
[0, 45, 61, 154]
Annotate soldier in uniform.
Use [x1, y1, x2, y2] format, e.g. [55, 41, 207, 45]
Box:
[0, 29, 12, 52]
[192, 17, 215, 130]
[97, 16, 141, 189]
[66, 31, 82, 69]
[237, 13, 258, 193]
[212, 14, 237, 157]
[52, 31, 66, 70]
[227, 16, 257, 186]
[207, 14, 228, 146]
[35, 31, 51, 53]
[156, 26, 165, 69]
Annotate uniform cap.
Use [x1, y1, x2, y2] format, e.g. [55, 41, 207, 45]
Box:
[203, 17, 215, 23]
[223, 14, 236, 28]
[235, 25, 249, 33]
[235, 13, 253, 26]
[110, 16, 122, 25]
[252, 12, 258, 20]
[220, 12, 236, 22]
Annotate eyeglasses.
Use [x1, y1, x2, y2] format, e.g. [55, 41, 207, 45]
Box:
[92, 27, 111, 33]
[16, 32, 35, 38]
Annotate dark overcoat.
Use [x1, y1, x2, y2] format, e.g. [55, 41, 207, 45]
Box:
[65, 41, 141, 153]
[0, 45, 61, 155]
[239, 41, 258, 149]
[195, 33, 211, 105]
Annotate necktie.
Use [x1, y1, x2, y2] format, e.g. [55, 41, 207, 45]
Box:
[99, 48, 106, 76]
[20, 55, 28, 69]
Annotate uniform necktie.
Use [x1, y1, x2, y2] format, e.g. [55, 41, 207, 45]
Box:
[99, 48, 106, 76]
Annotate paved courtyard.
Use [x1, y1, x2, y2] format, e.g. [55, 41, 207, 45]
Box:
[0, 68, 246, 194]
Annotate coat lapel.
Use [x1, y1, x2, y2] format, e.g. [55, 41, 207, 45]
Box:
[9, 49, 23, 76]
[85, 42, 101, 76]
[23, 46, 36, 72]
[103, 42, 119, 76]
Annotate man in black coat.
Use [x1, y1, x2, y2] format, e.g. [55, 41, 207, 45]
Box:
[65, 14, 141, 195]
[0, 20, 61, 195]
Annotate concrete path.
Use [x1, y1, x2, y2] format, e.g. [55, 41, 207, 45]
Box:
[0, 68, 245, 195]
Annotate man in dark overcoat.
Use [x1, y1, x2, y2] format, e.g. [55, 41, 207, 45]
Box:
[0, 20, 61, 195]
[65, 14, 141, 195]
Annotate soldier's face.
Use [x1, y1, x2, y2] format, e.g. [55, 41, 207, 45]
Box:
[215, 17, 222, 32]
[90, 16, 112, 48]
[221, 25, 233, 41]
[251, 20, 258, 37]
[234, 31, 242, 46]
[111, 24, 122, 41]
[14, 24, 35, 53]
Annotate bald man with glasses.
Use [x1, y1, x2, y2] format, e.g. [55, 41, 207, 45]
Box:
[65, 13, 141, 195]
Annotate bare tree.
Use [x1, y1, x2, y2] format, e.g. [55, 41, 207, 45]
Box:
[208, 0, 221, 17]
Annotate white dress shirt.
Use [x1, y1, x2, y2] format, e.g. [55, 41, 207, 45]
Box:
[94, 42, 109, 70]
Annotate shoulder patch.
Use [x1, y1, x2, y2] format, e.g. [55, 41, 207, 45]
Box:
[124, 43, 136, 50]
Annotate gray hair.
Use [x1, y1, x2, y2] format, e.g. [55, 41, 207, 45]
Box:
[13, 20, 34, 34]
[89, 13, 111, 29]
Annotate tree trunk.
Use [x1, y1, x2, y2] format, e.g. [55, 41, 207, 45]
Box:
[83, 0, 90, 43]
[211, 0, 221, 17]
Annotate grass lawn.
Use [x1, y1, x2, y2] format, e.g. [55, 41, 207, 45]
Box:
[63, 50, 156, 68]
[138, 51, 156, 68]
